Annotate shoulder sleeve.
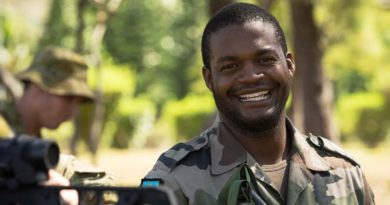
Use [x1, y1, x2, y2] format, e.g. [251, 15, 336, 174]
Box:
[307, 134, 375, 204]
[144, 134, 208, 179]
[56, 154, 114, 186]
[142, 134, 209, 204]
[307, 134, 360, 166]
[362, 173, 375, 205]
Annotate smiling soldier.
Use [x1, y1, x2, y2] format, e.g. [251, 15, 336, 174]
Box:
[143, 3, 374, 205]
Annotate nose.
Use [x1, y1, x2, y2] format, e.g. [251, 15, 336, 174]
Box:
[238, 63, 264, 83]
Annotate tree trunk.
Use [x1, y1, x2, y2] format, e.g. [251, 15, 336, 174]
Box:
[289, 0, 338, 141]
[75, 0, 88, 53]
[88, 9, 107, 161]
[256, 0, 278, 11]
[70, 0, 122, 160]
[87, 0, 123, 162]
[208, 0, 234, 15]
[70, 0, 94, 156]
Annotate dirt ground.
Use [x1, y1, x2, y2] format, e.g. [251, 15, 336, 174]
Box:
[78, 147, 166, 186]
[78, 144, 390, 204]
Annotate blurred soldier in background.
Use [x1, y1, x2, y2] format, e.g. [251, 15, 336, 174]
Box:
[0, 46, 113, 204]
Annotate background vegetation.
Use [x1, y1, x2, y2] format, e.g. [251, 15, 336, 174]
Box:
[0, 0, 389, 162]
[1, 0, 390, 203]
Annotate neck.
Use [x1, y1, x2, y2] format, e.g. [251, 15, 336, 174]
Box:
[15, 97, 41, 137]
[222, 113, 290, 165]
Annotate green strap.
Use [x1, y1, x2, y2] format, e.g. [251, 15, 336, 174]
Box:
[227, 180, 242, 205]
[218, 164, 259, 205]
[227, 180, 250, 205]
[215, 164, 284, 205]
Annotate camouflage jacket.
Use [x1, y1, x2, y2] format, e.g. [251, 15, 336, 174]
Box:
[144, 119, 375, 205]
[0, 81, 113, 187]
[0, 82, 24, 137]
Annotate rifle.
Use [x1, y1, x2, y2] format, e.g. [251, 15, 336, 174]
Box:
[0, 136, 177, 205]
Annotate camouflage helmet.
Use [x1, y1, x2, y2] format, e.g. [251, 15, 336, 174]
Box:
[17, 46, 94, 102]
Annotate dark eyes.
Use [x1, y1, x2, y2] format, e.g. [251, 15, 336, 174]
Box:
[220, 63, 239, 71]
[218, 56, 278, 71]
[257, 56, 278, 64]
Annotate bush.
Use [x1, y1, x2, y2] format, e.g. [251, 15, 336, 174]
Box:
[109, 114, 137, 149]
[176, 112, 214, 141]
[355, 107, 388, 148]
[336, 91, 389, 147]
[163, 94, 215, 141]
[108, 97, 157, 149]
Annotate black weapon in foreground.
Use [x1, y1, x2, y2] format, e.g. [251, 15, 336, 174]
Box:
[0, 136, 176, 205]
[0, 135, 59, 188]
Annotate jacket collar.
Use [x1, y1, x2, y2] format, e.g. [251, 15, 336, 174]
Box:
[287, 120, 331, 172]
[209, 118, 331, 176]
[210, 122, 247, 175]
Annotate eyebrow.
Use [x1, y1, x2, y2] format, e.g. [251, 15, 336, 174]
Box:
[216, 48, 279, 64]
[216, 56, 238, 65]
[255, 48, 278, 56]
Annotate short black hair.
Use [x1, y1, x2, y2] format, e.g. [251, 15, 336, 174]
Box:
[201, 3, 287, 69]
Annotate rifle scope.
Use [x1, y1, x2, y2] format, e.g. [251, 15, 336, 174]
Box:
[0, 135, 59, 188]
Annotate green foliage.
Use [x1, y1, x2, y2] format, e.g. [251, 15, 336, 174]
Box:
[326, 42, 371, 98]
[88, 59, 136, 94]
[321, 1, 390, 147]
[163, 94, 215, 141]
[42, 121, 75, 148]
[336, 92, 385, 142]
[355, 107, 389, 148]
[104, 96, 157, 149]
[355, 89, 390, 148]
[104, 0, 208, 102]
[37, 0, 78, 50]
[370, 7, 390, 92]
[322, 0, 382, 98]
[269, 0, 292, 49]
[89, 60, 141, 149]
[0, 8, 37, 71]
[316, 0, 362, 46]
[3, 0, 390, 150]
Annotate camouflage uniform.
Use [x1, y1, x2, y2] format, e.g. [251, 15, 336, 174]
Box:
[144, 119, 375, 204]
[0, 47, 113, 186]
[0, 89, 113, 187]
[0, 93, 24, 137]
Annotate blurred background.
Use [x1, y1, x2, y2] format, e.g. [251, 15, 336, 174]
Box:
[0, 0, 389, 203]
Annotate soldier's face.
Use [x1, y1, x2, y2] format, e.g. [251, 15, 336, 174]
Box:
[203, 21, 295, 132]
[40, 93, 82, 129]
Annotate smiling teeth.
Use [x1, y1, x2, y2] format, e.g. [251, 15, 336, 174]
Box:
[239, 90, 269, 102]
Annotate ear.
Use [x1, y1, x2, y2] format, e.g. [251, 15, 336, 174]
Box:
[202, 67, 213, 92]
[286, 53, 295, 77]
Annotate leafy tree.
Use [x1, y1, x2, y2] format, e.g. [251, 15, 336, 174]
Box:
[104, 0, 207, 103]
[37, 0, 76, 50]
